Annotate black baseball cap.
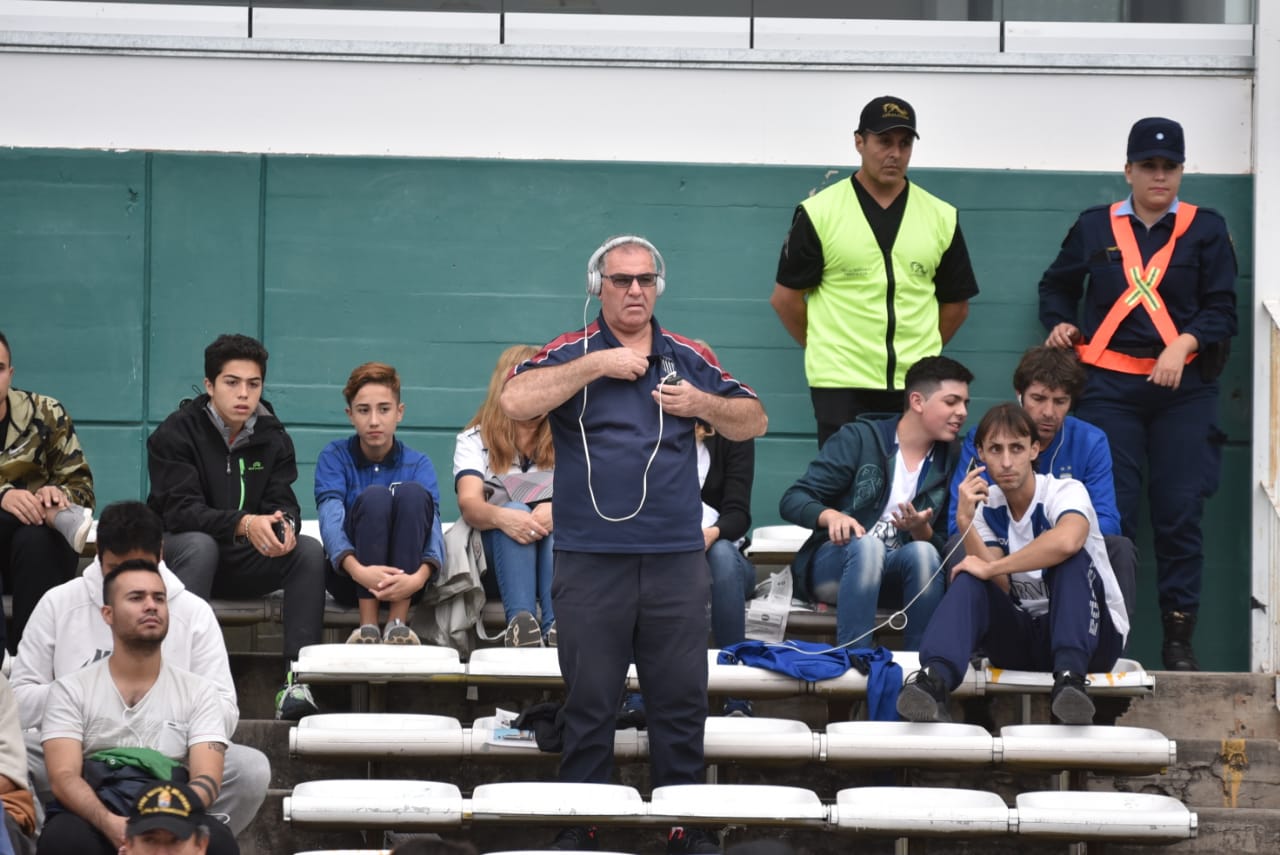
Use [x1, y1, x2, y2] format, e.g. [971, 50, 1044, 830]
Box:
[857, 96, 919, 138]
[126, 782, 206, 839]
[1127, 117, 1184, 164]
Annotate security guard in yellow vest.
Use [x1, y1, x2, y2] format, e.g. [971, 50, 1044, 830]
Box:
[771, 95, 979, 447]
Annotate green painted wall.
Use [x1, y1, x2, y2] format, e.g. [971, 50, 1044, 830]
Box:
[0, 149, 1254, 670]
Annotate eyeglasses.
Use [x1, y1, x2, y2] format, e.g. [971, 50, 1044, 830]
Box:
[602, 273, 659, 289]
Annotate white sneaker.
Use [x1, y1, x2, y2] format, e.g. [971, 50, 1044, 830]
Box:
[383, 619, 420, 645]
[346, 624, 381, 644]
[53, 505, 92, 554]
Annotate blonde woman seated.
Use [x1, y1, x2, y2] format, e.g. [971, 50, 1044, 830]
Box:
[454, 346, 556, 647]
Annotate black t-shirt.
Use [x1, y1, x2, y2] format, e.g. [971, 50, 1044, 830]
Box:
[0, 408, 10, 452]
[775, 174, 979, 303]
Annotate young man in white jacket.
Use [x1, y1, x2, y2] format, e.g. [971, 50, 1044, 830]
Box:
[10, 501, 269, 836]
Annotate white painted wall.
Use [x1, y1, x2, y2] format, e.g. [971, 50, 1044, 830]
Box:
[0, 47, 1253, 172]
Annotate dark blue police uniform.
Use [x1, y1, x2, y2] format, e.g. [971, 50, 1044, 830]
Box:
[1038, 197, 1237, 626]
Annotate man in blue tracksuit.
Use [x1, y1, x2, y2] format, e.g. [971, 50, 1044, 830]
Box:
[898, 403, 1129, 726]
[946, 347, 1137, 620]
[501, 235, 767, 854]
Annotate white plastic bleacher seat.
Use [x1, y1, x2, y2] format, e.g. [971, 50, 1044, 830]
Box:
[471, 715, 644, 759]
[291, 644, 465, 684]
[649, 785, 826, 827]
[469, 782, 646, 824]
[998, 725, 1176, 772]
[291, 713, 816, 762]
[826, 721, 996, 766]
[982, 657, 1154, 696]
[703, 650, 805, 696]
[1014, 791, 1196, 841]
[743, 525, 809, 561]
[467, 647, 575, 687]
[290, 714, 464, 758]
[833, 787, 1012, 836]
[700, 717, 819, 763]
[284, 780, 463, 829]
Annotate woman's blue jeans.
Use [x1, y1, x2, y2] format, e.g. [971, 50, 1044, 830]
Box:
[810, 536, 943, 648]
[481, 501, 555, 634]
[707, 539, 755, 648]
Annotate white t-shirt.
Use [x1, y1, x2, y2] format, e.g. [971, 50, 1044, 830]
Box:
[453, 426, 547, 482]
[867, 448, 925, 549]
[40, 659, 228, 761]
[974, 474, 1129, 642]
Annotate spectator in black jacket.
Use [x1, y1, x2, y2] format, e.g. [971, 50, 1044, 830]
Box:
[146, 334, 325, 721]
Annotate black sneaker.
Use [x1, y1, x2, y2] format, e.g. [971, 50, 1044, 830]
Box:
[896, 667, 951, 723]
[617, 691, 647, 730]
[667, 826, 720, 854]
[1050, 670, 1095, 725]
[548, 825, 599, 851]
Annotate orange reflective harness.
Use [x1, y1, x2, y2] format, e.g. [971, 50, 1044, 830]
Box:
[1076, 201, 1199, 375]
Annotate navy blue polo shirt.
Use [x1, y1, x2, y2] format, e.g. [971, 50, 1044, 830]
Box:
[514, 313, 757, 554]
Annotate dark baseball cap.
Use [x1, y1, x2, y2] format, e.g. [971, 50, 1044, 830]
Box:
[857, 96, 919, 138]
[126, 782, 206, 839]
[1127, 117, 1184, 164]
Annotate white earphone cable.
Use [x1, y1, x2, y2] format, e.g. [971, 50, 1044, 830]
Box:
[578, 294, 667, 523]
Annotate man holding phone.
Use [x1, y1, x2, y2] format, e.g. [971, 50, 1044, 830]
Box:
[147, 334, 326, 721]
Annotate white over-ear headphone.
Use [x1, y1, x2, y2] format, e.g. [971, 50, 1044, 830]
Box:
[585, 235, 666, 297]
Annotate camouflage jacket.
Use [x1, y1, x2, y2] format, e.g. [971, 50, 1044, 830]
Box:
[0, 389, 95, 508]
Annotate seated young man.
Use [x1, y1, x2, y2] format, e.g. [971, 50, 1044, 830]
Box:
[146, 333, 326, 721]
[897, 403, 1130, 726]
[778, 356, 972, 649]
[37, 561, 238, 855]
[945, 346, 1137, 620]
[0, 329, 95, 656]
[315, 362, 444, 644]
[12, 501, 269, 836]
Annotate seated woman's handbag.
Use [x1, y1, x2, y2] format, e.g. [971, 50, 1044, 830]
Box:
[484, 470, 554, 507]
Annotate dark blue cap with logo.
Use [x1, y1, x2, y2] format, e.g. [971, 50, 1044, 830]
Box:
[1127, 117, 1184, 164]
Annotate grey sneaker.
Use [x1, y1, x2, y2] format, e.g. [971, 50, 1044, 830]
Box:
[383, 619, 420, 645]
[346, 624, 381, 644]
[544, 620, 557, 648]
[53, 505, 93, 554]
[504, 611, 542, 648]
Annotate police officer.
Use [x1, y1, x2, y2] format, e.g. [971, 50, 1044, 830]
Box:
[1038, 117, 1238, 671]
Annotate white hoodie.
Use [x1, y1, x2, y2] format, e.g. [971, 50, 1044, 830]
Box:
[10, 559, 238, 734]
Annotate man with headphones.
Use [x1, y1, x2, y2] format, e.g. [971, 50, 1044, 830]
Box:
[769, 96, 979, 447]
[502, 235, 767, 854]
